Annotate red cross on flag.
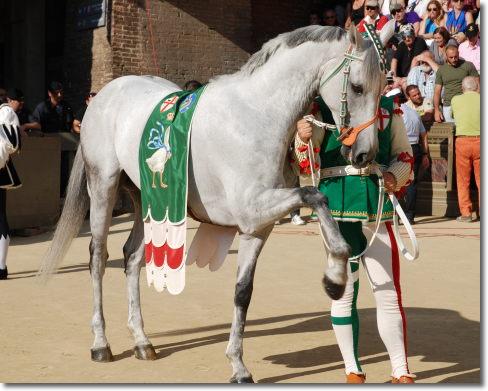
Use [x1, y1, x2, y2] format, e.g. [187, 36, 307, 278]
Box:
[160, 96, 178, 113]
[378, 108, 390, 132]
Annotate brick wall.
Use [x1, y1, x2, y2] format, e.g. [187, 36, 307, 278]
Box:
[64, 0, 113, 111]
[64, 0, 255, 110]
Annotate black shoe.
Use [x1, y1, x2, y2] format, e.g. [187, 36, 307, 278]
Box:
[0, 267, 8, 280]
[408, 219, 415, 225]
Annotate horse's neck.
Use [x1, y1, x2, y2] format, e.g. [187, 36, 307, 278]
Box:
[238, 40, 349, 137]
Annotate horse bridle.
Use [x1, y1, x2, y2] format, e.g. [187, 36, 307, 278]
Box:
[315, 25, 388, 147]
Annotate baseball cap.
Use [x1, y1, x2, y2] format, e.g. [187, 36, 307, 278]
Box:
[465, 23, 479, 37]
[399, 23, 415, 37]
[48, 81, 63, 92]
[6, 88, 23, 101]
[391, 3, 403, 11]
[366, 0, 380, 7]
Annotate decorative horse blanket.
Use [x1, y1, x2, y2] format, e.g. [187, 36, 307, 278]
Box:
[139, 86, 206, 294]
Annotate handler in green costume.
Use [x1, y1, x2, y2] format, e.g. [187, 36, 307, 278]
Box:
[292, 95, 416, 383]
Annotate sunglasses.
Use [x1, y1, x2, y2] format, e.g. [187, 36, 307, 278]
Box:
[325, 16, 336, 19]
[427, 7, 438, 11]
[88, 93, 97, 98]
[391, 9, 403, 14]
[366, 6, 378, 10]
[452, 0, 464, 3]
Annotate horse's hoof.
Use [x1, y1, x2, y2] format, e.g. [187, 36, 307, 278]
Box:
[322, 275, 346, 301]
[133, 344, 158, 360]
[91, 346, 114, 362]
[230, 376, 254, 383]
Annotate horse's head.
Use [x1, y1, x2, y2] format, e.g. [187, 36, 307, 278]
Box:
[0, 105, 21, 169]
[319, 20, 395, 168]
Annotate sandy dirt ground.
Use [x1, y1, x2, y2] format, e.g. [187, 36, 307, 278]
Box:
[0, 210, 480, 384]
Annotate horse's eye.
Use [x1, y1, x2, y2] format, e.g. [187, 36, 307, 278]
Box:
[351, 84, 363, 94]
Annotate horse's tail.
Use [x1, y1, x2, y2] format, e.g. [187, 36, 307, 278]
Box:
[36, 145, 89, 285]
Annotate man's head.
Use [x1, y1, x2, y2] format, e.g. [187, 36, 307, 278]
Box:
[391, 4, 406, 23]
[420, 50, 435, 73]
[0, 88, 6, 104]
[6, 88, 24, 112]
[309, 10, 321, 25]
[399, 23, 416, 46]
[323, 9, 337, 26]
[47, 81, 63, 104]
[465, 23, 479, 45]
[365, 0, 380, 19]
[433, 26, 451, 47]
[462, 76, 478, 93]
[86, 91, 96, 105]
[406, 85, 423, 105]
[183, 80, 202, 91]
[451, 0, 465, 12]
[446, 45, 459, 66]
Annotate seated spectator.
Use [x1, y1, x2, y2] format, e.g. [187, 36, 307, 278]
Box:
[418, 0, 445, 39]
[408, 50, 439, 99]
[72, 91, 97, 134]
[309, 10, 322, 25]
[0, 88, 6, 104]
[357, 0, 389, 33]
[434, 45, 479, 122]
[405, 84, 435, 121]
[391, 4, 421, 35]
[184, 80, 202, 91]
[323, 9, 340, 26]
[429, 26, 458, 65]
[443, 0, 474, 44]
[458, 23, 480, 73]
[345, 0, 366, 30]
[406, 0, 432, 19]
[6, 88, 40, 135]
[450, 76, 480, 222]
[391, 24, 428, 92]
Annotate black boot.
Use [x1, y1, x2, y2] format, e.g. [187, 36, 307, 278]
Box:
[0, 267, 7, 280]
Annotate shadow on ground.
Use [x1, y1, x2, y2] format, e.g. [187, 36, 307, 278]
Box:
[143, 307, 479, 383]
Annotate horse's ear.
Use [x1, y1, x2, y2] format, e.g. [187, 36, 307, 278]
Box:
[379, 20, 396, 48]
[349, 22, 365, 50]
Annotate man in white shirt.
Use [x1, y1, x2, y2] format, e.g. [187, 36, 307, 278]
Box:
[400, 103, 430, 224]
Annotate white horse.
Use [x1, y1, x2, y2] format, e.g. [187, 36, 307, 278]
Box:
[37, 23, 394, 382]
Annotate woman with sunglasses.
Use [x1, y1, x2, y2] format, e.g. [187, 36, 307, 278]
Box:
[419, 0, 445, 39]
[429, 26, 458, 65]
[443, 0, 474, 44]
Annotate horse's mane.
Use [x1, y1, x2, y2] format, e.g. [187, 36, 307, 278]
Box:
[211, 25, 381, 92]
[241, 26, 348, 76]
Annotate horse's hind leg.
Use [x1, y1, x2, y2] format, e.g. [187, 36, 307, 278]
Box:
[88, 170, 121, 362]
[226, 225, 273, 383]
[122, 179, 157, 360]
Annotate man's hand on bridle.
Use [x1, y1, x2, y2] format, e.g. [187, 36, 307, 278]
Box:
[297, 118, 314, 143]
[382, 172, 397, 193]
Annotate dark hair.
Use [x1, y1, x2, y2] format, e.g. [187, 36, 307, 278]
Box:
[405, 84, 420, 97]
[433, 26, 450, 45]
[389, 36, 400, 47]
[309, 9, 322, 23]
[184, 80, 202, 90]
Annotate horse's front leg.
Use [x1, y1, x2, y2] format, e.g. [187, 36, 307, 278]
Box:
[236, 186, 351, 300]
[226, 225, 273, 383]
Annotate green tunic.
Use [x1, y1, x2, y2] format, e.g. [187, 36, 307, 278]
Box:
[315, 96, 395, 223]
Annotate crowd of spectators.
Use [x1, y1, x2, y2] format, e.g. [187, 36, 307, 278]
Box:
[306, 0, 480, 221]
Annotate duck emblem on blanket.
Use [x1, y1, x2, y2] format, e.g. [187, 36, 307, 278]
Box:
[139, 87, 207, 294]
[145, 122, 172, 188]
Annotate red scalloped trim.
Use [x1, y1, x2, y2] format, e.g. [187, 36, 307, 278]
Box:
[297, 146, 308, 152]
